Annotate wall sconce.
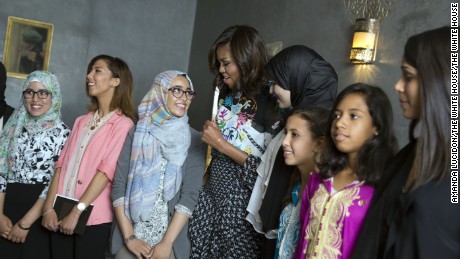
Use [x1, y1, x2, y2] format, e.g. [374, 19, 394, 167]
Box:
[350, 18, 379, 64]
[343, 0, 397, 64]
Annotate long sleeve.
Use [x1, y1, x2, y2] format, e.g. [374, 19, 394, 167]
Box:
[0, 123, 69, 197]
[174, 128, 207, 217]
[112, 127, 135, 207]
[236, 94, 283, 190]
[56, 113, 134, 225]
[40, 123, 71, 199]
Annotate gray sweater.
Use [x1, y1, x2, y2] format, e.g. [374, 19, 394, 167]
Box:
[110, 127, 206, 259]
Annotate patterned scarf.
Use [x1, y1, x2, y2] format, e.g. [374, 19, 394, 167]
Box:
[0, 70, 63, 178]
[125, 70, 192, 222]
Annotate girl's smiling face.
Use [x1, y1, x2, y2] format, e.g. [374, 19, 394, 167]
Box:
[24, 81, 52, 117]
[86, 59, 119, 100]
[166, 76, 193, 117]
[282, 114, 319, 174]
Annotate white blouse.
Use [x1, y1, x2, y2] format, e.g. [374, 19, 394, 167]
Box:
[0, 123, 70, 199]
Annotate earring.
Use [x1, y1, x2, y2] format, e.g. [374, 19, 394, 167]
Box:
[374, 132, 379, 136]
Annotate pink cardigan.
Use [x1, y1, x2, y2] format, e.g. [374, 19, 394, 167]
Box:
[55, 111, 133, 225]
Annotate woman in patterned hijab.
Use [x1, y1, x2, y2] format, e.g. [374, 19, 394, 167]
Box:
[114, 70, 199, 258]
[0, 71, 70, 259]
[125, 70, 193, 220]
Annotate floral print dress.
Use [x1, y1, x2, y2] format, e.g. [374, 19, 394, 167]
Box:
[0, 124, 70, 195]
[189, 90, 281, 258]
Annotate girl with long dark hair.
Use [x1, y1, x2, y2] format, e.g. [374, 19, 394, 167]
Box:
[294, 83, 397, 259]
[353, 26, 460, 259]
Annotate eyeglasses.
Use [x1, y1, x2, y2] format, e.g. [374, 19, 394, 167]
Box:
[265, 80, 275, 94]
[168, 87, 196, 100]
[23, 89, 51, 99]
[266, 80, 275, 88]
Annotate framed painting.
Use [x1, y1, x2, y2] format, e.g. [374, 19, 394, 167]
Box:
[266, 41, 283, 58]
[2, 16, 54, 79]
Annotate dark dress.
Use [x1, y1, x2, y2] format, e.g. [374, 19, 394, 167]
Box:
[1, 105, 14, 127]
[385, 171, 460, 258]
[189, 89, 282, 258]
[259, 149, 295, 258]
[0, 61, 14, 128]
[352, 141, 460, 259]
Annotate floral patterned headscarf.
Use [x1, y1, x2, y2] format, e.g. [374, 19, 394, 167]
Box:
[0, 70, 63, 177]
[125, 70, 193, 222]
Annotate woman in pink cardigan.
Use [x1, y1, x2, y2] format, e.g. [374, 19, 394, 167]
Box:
[41, 55, 135, 259]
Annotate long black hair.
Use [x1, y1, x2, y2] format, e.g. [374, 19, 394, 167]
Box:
[320, 83, 398, 185]
[404, 26, 451, 190]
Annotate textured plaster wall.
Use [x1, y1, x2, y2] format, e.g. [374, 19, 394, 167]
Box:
[1, 0, 197, 126]
[187, 0, 451, 146]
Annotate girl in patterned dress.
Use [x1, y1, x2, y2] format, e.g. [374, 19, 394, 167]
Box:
[294, 83, 397, 259]
[0, 71, 70, 259]
[41, 55, 135, 259]
[189, 25, 282, 258]
[274, 107, 329, 259]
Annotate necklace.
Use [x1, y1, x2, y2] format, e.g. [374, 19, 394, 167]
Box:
[88, 112, 101, 130]
[90, 119, 100, 130]
[87, 110, 116, 130]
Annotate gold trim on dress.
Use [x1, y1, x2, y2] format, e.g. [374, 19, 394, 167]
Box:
[304, 182, 363, 258]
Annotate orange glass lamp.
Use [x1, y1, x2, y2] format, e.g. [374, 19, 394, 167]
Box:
[350, 18, 379, 64]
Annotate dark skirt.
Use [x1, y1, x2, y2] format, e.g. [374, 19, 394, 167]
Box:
[50, 223, 112, 259]
[189, 157, 262, 258]
[0, 183, 51, 259]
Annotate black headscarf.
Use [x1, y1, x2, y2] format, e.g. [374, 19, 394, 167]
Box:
[0, 62, 15, 125]
[265, 45, 338, 109]
[258, 46, 338, 245]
